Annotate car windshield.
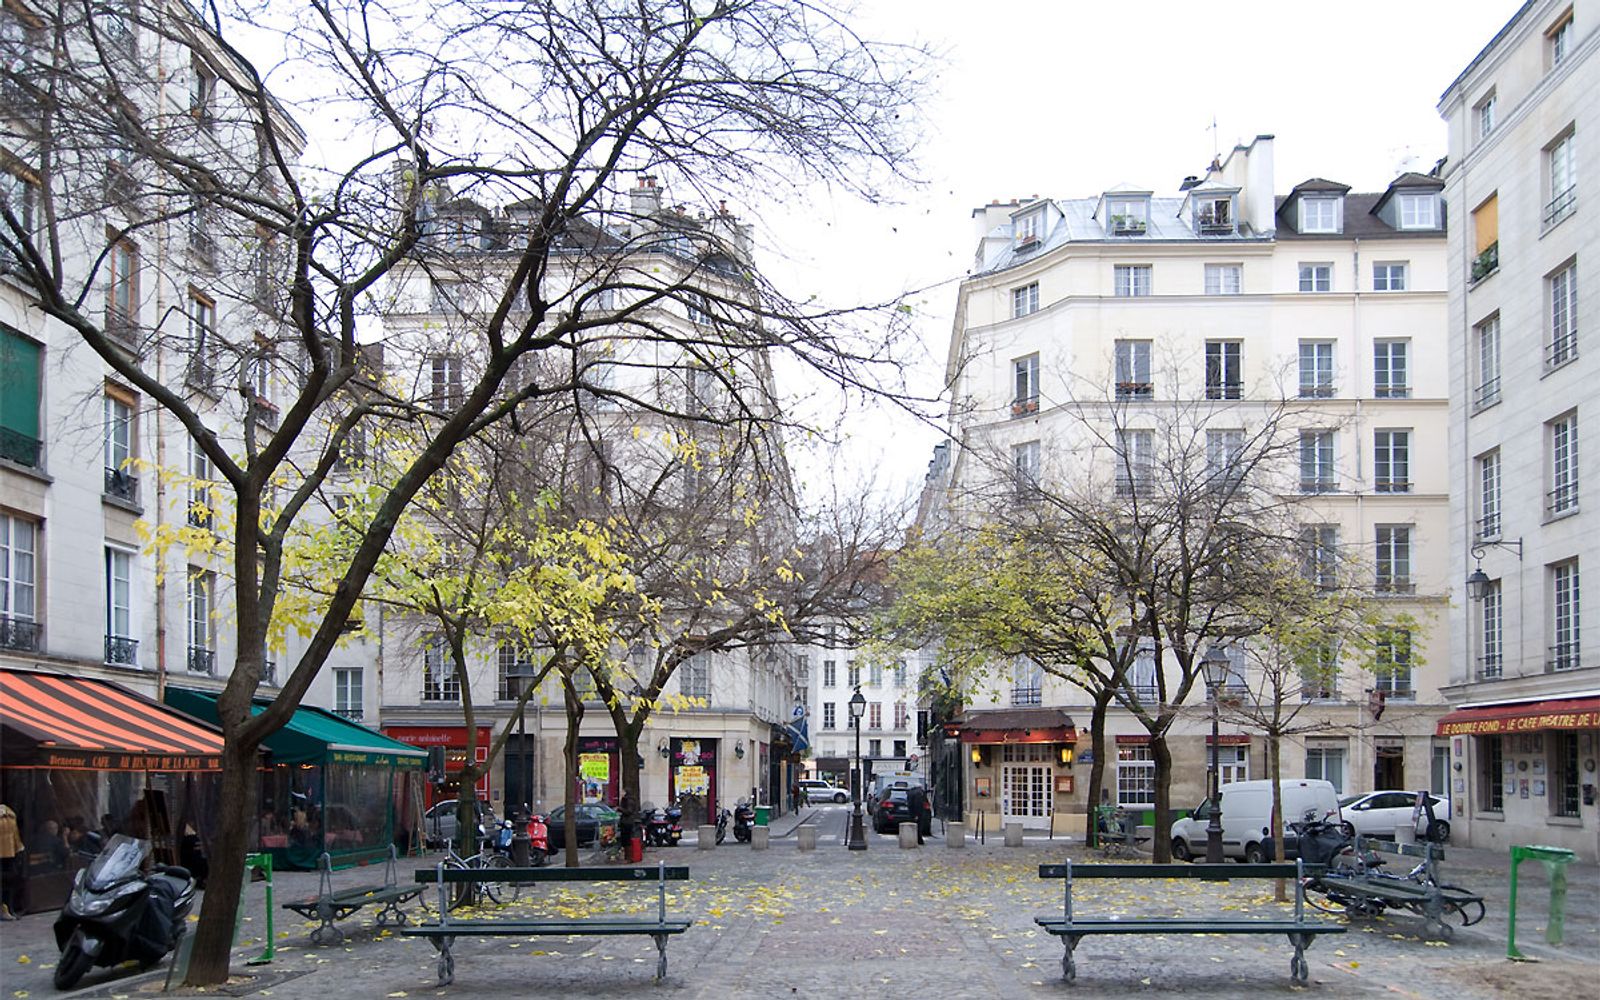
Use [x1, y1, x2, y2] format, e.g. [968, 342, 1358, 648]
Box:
[85, 834, 149, 890]
[1338, 795, 1362, 807]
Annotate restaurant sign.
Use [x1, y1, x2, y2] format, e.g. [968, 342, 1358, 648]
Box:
[1438, 708, 1599, 737]
[40, 750, 221, 771]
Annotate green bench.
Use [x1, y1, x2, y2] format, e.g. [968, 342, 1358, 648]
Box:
[403, 862, 692, 986]
[1036, 860, 1344, 985]
[1316, 839, 1484, 938]
[282, 847, 423, 945]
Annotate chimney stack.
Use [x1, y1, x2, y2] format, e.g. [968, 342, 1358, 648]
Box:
[630, 174, 662, 227]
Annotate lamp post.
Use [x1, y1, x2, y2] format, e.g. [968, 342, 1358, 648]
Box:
[846, 686, 867, 851]
[1201, 646, 1231, 864]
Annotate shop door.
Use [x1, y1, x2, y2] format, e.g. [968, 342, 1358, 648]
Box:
[668, 738, 717, 827]
[1374, 744, 1405, 790]
[1000, 745, 1052, 825]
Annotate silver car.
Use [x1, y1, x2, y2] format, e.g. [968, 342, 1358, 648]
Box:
[798, 779, 848, 804]
[422, 799, 495, 848]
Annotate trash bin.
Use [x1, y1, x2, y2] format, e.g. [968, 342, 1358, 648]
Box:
[755, 805, 770, 826]
[626, 833, 644, 863]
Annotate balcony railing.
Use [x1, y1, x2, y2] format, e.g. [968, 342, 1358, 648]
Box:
[1010, 686, 1042, 707]
[1476, 654, 1503, 680]
[1110, 215, 1148, 236]
[105, 634, 138, 665]
[0, 427, 41, 468]
[186, 356, 215, 389]
[334, 706, 364, 721]
[1374, 578, 1416, 595]
[1476, 513, 1501, 540]
[104, 466, 139, 504]
[1374, 384, 1411, 399]
[1299, 382, 1336, 399]
[1547, 642, 1580, 672]
[1205, 382, 1243, 401]
[1114, 476, 1152, 497]
[188, 647, 216, 675]
[0, 615, 41, 652]
[1125, 683, 1159, 704]
[1196, 216, 1234, 236]
[1474, 377, 1501, 409]
[1115, 381, 1154, 400]
[1545, 333, 1578, 369]
[1546, 481, 1579, 517]
[1543, 185, 1576, 229]
[1470, 242, 1499, 284]
[1374, 478, 1411, 494]
[1011, 396, 1039, 418]
[1300, 477, 1338, 494]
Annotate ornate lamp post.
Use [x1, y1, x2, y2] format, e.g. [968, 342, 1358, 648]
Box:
[1202, 645, 1232, 864]
[847, 686, 868, 851]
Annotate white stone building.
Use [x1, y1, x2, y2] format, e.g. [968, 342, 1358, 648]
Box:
[797, 633, 921, 791]
[1437, 0, 1599, 860]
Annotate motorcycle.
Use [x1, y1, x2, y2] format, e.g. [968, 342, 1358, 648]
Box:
[52, 835, 197, 990]
[732, 800, 756, 844]
[715, 808, 729, 845]
[527, 812, 550, 865]
[642, 804, 683, 847]
[487, 818, 517, 856]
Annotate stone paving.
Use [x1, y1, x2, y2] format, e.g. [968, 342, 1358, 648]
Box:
[2, 808, 1594, 999]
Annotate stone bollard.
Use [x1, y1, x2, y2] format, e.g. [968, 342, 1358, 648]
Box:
[796, 825, 818, 851]
[1004, 822, 1024, 847]
[1395, 822, 1417, 846]
[751, 825, 770, 850]
[945, 821, 966, 848]
[697, 824, 717, 850]
[898, 822, 919, 849]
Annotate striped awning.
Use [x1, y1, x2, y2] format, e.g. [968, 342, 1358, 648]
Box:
[0, 669, 226, 771]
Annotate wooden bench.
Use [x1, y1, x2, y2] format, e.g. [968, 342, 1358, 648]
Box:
[281, 847, 422, 945]
[402, 862, 691, 986]
[1035, 860, 1344, 985]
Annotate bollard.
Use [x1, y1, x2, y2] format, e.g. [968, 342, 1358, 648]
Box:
[697, 824, 718, 850]
[1508, 844, 1577, 959]
[751, 825, 770, 850]
[242, 852, 274, 966]
[898, 822, 919, 849]
[797, 825, 818, 851]
[1004, 822, 1023, 847]
[945, 821, 966, 848]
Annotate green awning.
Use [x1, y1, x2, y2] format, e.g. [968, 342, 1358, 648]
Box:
[164, 688, 425, 768]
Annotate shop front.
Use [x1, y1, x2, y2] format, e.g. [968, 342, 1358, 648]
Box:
[0, 669, 231, 912]
[668, 737, 718, 828]
[957, 707, 1076, 832]
[383, 725, 492, 811]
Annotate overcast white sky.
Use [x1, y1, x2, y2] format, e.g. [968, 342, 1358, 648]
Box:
[765, 0, 1518, 506]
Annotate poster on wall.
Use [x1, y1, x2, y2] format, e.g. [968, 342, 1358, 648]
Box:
[676, 765, 709, 795]
[579, 753, 611, 803]
[1532, 780, 1546, 797]
[1519, 779, 1529, 799]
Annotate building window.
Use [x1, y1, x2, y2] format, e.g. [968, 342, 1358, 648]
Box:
[1552, 732, 1580, 817]
[1116, 745, 1156, 807]
[823, 660, 836, 688]
[1480, 581, 1502, 679]
[1299, 198, 1340, 234]
[1012, 353, 1039, 414]
[1373, 340, 1409, 398]
[189, 55, 215, 126]
[1300, 524, 1339, 588]
[1115, 429, 1153, 496]
[1194, 195, 1235, 235]
[0, 515, 38, 652]
[187, 436, 213, 529]
[1204, 263, 1241, 295]
[868, 738, 882, 756]
[893, 701, 908, 729]
[1298, 263, 1332, 292]
[1014, 210, 1042, 249]
[1551, 560, 1580, 671]
[868, 702, 882, 729]
[894, 661, 907, 687]
[334, 668, 363, 720]
[1012, 282, 1039, 318]
[847, 661, 861, 687]
[1375, 629, 1413, 698]
[1206, 429, 1244, 488]
[1548, 411, 1579, 517]
[822, 703, 836, 730]
[1374, 430, 1410, 493]
[1010, 659, 1043, 706]
[1204, 341, 1241, 400]
[0, 166, 39, 271]
[1478, 449, 1501, 539]
[1479, 735, 1504, 811]
[187, 569, 214, 675]
[1113, 264, 1151, 298]
[1305, 747, 1345, 793]
[1548, 261, 1578, 369]
[1396, 196, 1438, 230]
[497, 641, 538, 700]
[1545, 131, 1576, 228]
[105, 547, 135, 664]
[1298, 637, 1339, 701]
[1548, 9, 1573, 68]
[1475, 92, 1496, 140]
[1107, 197, 1149, 235]
[1114, 340, 1152, 399]
[1472, 195, 1499, 282]
[1209, 746, 1250, 785]
[1375, 525, 1412, 594]
[186, 291, 217, 383]
[680, 653, 710, 700]
[893, 739, 907, 757]
[1012, 440, 1040, 487]
[1300, 430, 1336, 493]
[869, 662, 883, 687]
[1373, 262, 1408, 291]
[430, 354, 463, 408]
[103, 390, 136, 503]
[1475, 314, 1501, 408]
[421, 637, 461, 701]
[1298, 341, 1335, 397]
[107, 238, 138, 335]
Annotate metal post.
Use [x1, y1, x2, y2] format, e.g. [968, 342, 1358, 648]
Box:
[847, 708, 867, 850]
[1205, 694, 1223, 863]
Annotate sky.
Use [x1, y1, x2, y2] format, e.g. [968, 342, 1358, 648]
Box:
[763, 0, 1519, 506]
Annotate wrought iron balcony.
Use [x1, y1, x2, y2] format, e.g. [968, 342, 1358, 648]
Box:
[0, 427, 41, 468]
[1011, 396, 1039, 418]
[104, 466, 139, 504]
[1115, 381, 1154, 401]
[1009, 686, 1042, 707]
[1205, 381, 1242, 401]
[1374, 577, 1416, 595]
[1298, 382, 1336, 399]
[1300, 477, 1338, 494]
[1546, 482, 1579, 517]
[1476, 654, 1502, 680]
[1110, 215, 1148, 236]
[0, 615, 41, 652]
[1545, 333, 1578, 370]
[188, 647, 216, 675]
[1476, 513, 1501, 540]
[1543, 186, 1576, 229]
[105, 634, 138, 665]
[334, 706, 364, 721]
[1374, 478, 1411, 494]
[1374, 384, 1411, 399]
[1473, 377, 1501, 409]
[1470, 242, 1499, 284]
[1547, 642, 1580, 673]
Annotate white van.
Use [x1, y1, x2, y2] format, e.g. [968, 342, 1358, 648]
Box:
[1169, 779, 1340, 862]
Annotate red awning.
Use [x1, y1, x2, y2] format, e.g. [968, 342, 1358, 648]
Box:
[1206, 734, 1251, 745]
[960, 726, 1074, 745]
[0, 669, 226, 770]
[1436, 696, 1600, 737]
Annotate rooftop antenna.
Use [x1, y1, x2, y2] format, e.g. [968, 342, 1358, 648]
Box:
[1207, 115, 1220, 164]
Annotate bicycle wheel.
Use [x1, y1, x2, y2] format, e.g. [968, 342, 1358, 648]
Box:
[443, 857, 472, 911]
[1436, 886, 1485, 927]
[479, 853, 518, 905]
[1300, 879, 1347, 916]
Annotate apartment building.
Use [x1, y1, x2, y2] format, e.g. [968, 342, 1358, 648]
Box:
[924, 136, 1455, 835]
[1437, 0, 1598, 860]
[799, 634, 920, 790]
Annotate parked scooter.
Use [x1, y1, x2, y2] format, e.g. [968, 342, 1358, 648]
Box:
[527, 812, 550, 865]
[715, 808, 729, 845]
[487, 817, 518, 856]
[732, 799, 756, 844]
[52, 835, 196, 990]
[641, 804, 683, 847]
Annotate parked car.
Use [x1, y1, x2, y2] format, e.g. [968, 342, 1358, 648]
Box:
[545, 803, 621, 851]
[1169, 779, 1341, 862]
[1337, 791, 1450, 842]
[799, 779, 847, 804]
[871, 788, 931, 835]
[423, 799, 495, 849]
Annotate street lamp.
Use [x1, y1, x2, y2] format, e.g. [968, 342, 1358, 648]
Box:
[1201, 645, 1231, 864]
[846, 686, 868, 851]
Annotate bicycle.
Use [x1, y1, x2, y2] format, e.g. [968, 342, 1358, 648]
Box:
[441, 838, 519, 908]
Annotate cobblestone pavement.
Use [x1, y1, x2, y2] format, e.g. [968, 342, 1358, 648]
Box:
[2, 808, 1594, 999]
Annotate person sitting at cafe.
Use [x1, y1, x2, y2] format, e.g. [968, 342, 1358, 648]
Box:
[42, 820, 69, 869]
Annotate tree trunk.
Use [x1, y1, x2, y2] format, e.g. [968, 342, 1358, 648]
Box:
[183, 739, 259, 985]
[1269, 731, 1286, 900]
[1149, 732, 1173, 863]
[561, 680, 583, 867]
[1084, 691, 1113, 848]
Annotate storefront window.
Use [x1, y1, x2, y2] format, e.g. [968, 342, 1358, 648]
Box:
[1479, 735, 1503, 812]
[1552, 733, 1580, 818]
[1305, 747, 1345, 793]
[1116, 745, 1155, 807]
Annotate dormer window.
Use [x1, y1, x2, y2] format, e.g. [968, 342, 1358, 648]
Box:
[1396, 193, 1439, 230]
[1014, 210, 1042, 250]
[1106, 197, 1149, 236]
[1300, 197, 1341, 234]
[1195, 195, 1235, 235]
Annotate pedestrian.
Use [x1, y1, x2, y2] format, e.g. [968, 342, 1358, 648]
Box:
[789, 781, 800, 812]
[0, 804, 24, 920]
[906, 785, 929, 844]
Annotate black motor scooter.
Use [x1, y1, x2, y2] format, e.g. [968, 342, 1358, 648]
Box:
[732, 800, 756, 843]
[53, 835, 197, 990]
[714, 808, 729, 845]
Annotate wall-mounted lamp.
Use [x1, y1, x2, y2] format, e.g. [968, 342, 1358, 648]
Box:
[1060, 745, 1075, 767]
[970, 746, 983, 766]
[657, 738, 670, 759]
[1466, 539, 1523, 600]
[734, 739, 745, 759]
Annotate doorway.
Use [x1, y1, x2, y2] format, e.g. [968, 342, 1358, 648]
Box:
[1374, 744, 1405, 790]
[1000, 744, 1052, 825]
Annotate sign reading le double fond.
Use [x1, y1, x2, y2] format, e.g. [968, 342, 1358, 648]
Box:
[1438, 710, 1599, 737]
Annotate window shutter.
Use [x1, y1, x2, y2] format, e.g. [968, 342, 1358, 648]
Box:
[0, 328, 41, 438]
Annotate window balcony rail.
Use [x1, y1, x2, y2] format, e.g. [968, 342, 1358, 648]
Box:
[1300, 477, 1338, 494]
[1476, 654, 1503, 680]
[1476, 513, 1501, 540]
[252, 399, 279, 430]
[1546, 482, 1579, 516]
[422, 685, 461, 702]
[1377, 685, 1415, 700]
[1474, 377, 1501, 409]
[1115, 381, 1154, 400]
[1014, 232, 1040, 251]
[104, 466, 139, 504]
[1545, 333, 1577, 369]
[1124, 683, 1159, 703]
[1010, 686, 1042, 707]
[1299, 685, 1338, 702]
[105, 316, 142, 349]
[334, 706, 364, 721]
[189, 229, 216, 266]
[1470, 242, 1499, 284]
[1205, 382, 1243, 401]
[0, 427, 41, 468]
[1196, 216, 1235, 236]
[1298, 382, 1336, 399]
[1114, 476, 1152, 497]
[1110, 215, 1148, 235]
[1374, 384, 1411, 399]
[1543, 185, 1576, 229]
[1206, 682, 1251, 703]
[187, 504, 213, 529]
[104, 162, 139, 205]
[188, 647, 216, 675]
[1546, 642, 1580, 672]
[1374, 478, 1411, 493]
[1374, 578, 1416, 595]
[0, 615, 41, 652]
[105, 634, 138, 665]
[186, 356, 215, 389]
[1011, 396, 1039, 418]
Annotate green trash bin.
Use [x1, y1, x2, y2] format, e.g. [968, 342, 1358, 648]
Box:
[755, 805, 770, 826]
[1508, 844, 1576, 959]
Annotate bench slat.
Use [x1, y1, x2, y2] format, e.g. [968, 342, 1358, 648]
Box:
[412, 865, 689, 884]
[1039, 863, 1306, 880]
[1036, 918, 1344, 935]
[404, 920, 691, 936]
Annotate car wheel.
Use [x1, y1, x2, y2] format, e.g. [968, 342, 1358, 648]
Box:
[1171, 838, 1192, 862]
[834, 793, 846, 804]
[1244, 842, 1265, 864]
[1427, 820, 1450, 843]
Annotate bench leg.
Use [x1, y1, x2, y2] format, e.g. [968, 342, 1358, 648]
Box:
[1060, 935, 1079, 983]
[1287, 933, 1315, 984]
[309, 903, 343, 947]
[435, 936, 455, 987]
[376, 897, 408, 928]
[652, 933, 668, 982]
